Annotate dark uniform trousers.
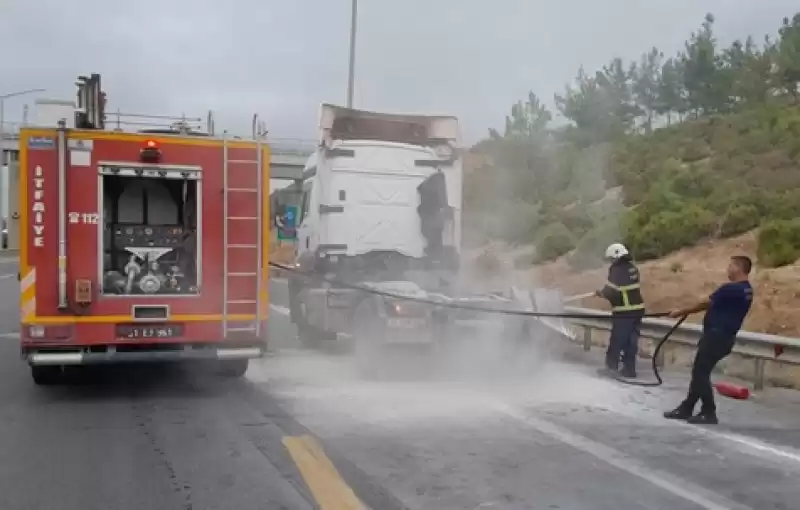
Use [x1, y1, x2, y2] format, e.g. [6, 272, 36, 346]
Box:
[681, 331, 734, 413]
[606, 313, 643, 372]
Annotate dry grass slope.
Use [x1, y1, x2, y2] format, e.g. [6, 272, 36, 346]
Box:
[530, 231, 800, 337]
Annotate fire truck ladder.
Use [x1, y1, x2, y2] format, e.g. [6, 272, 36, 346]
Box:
[222, 135, 263, 339]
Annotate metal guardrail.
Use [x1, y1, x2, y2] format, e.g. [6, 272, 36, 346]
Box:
[563, 306, 800, 390]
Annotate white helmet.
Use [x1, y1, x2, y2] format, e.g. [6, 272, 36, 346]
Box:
[604, 243, 629, 260]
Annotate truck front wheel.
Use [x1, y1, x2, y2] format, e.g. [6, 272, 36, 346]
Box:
[31, 366, 62, 386]
[297, 321, 337, 350]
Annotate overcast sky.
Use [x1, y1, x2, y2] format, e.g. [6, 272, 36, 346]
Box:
[2, 1, 797, 143]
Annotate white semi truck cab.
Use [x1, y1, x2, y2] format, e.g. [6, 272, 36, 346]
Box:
[287, 104, 571, 376]
[295, 103, 462, 276]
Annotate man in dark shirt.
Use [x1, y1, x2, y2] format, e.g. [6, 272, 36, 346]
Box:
[663, 255, 754, 425]
[596, 243, 645, 378]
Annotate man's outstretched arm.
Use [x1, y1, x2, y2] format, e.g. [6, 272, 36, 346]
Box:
[669, 296, 711, 318]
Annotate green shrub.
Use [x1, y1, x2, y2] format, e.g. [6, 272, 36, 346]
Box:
[763, 190, 800, 221]
[489, 200, 543, 245]
[625, 203, 716, 260]
[557, 206, 595, 238]
[757, 220, 800, 268]
[568, 218, 623, 270]
[534, 222, 576, 262]
[680, 139, 711, 163]
[670, 164, 718, 199]
[719, 203, 761, 237]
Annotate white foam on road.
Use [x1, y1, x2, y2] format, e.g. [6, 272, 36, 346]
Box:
[251, 346, 800, 507]
[251, 351, 759, 509]
[250, 349, 651, 428]
[496, 403, 753, 510]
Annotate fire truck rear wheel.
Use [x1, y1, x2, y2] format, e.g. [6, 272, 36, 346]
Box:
[31, 366, 63, 386]
[217, 359, 249, 378]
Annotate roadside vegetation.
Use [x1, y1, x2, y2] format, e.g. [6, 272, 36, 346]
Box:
[464, 13, 800, 269]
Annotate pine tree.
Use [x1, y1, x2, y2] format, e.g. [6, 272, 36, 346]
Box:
[777, 13, 800, 102]
[633, 47, 663, 132]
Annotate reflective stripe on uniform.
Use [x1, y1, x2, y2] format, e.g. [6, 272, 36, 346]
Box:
[613, 302, 646, 311]
[606, 282, 645, 312]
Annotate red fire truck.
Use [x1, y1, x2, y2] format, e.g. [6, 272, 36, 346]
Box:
[18, 74, 270, 384]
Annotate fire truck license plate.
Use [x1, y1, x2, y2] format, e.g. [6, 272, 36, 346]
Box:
[116, 324, 184, 339]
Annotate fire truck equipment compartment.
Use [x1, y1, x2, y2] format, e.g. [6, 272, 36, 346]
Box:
[100, 166, 199, 296]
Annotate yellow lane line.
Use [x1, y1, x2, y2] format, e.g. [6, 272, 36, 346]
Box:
[282, 435, 366, 510]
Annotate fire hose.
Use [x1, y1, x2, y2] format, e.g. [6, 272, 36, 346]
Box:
[268, 261, 686, 387]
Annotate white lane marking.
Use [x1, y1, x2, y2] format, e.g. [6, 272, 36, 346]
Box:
[0, 332, 19, 339]
[0, 273, 16, 280]
[704, 429, 800, 465]
[496, 404, 754, 510]
[0, 259, 17, 265]
[270, 304, 291, 316]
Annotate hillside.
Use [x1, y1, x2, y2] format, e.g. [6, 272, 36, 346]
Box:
[466, 103, 800, 269]
[462, 12, 800, 335]
[611, 105, 800, 263]
[465, 104, 800, 335]
[467, 232, 800, 336]
[532, 232, 800, 337]
[466, 16, 800, 253]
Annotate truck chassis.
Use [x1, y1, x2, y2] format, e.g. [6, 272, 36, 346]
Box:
[289, 273, 573, 378]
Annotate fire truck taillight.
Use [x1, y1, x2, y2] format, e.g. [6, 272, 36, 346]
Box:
[140, 139, 162, 163]
[28, 325, 45, 339]
[26, 325, 72, 340]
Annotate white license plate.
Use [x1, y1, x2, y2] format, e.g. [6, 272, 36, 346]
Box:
[386, 317, 427, 329]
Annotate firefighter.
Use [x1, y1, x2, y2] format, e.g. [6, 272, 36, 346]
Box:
[595, 243, 645, 378]
[663, 255, 754, 425]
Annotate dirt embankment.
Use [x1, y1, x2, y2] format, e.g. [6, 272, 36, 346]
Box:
[525, 231, 800, 337]
[467, 232, 800, 337]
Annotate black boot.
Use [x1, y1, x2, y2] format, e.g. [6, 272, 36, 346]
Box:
[620, 367, 637, 379]
[663, 405, 693, 420]
[687, 411, 719, 425]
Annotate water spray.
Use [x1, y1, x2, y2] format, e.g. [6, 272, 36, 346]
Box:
[562, 292, 597, 303]
[269, 261, 690, 388]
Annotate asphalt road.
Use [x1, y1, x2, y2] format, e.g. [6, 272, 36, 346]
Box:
[3, 262, 800, 510]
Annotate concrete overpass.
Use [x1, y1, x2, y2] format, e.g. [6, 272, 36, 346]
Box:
[268, 139, 313, 181]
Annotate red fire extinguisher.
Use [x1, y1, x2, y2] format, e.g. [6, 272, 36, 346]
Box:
[713, 381, 750, 400]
